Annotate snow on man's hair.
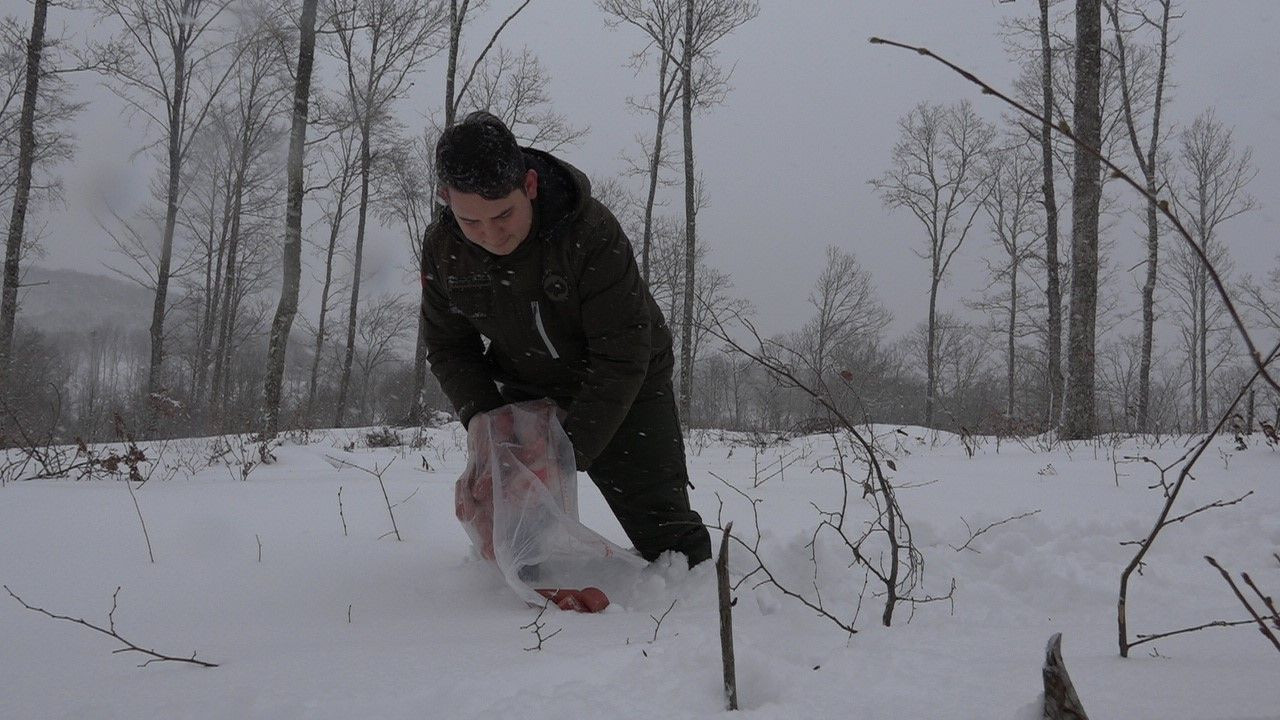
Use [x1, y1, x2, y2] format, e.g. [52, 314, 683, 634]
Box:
[435, 111, 527, 200]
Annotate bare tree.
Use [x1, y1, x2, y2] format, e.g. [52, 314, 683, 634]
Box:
[690, 264, 750, 382]
[871, 100, 995, 428]
[325, 0, 447, 427]
[0, 5, 92, 393]
[904, 314, 993, 424]
[1107, 0, 1178, 432]
[1095, 334, 1145, 431]
[354, 293, 414, 421]
[177, 127, 233, 416]
[461, 46, 586, 150]
[442, 0, 533, 128]
[261, 0, 321, 437]
[96, 0, 244, 430]
[0, 0, 48, 392]
[645, 210, 747, 400]
[647, 213, 686, 331]
[304, 114, 360, 421]
[598, 0, 682, 283]
[1037, 0, 1066, 427]
[1165, 110, 1256, 431]
[978, 138, 1043, 420]
[1006, 1, 1145, 436]
[204, 23, 290, 432]
[1061, 0, 1104, 439]
[868, 36, 1280, 420]
[799, 246, 891, 387]
[677, 0, 757, 424]
[1006, 0, 1139, 428]
[597, 0, 738, 284]
[376, 129, 434, 423]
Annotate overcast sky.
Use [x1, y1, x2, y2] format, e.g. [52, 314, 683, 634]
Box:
[26, 0, 1280, 341]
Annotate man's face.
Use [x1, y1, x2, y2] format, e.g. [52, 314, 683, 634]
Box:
[442, 169, 538, 256]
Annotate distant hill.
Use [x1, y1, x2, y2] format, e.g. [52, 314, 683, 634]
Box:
[15, 266, 153, 335]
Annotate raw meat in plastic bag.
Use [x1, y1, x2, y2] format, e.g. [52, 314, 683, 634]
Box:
[455, 400, 646, 610]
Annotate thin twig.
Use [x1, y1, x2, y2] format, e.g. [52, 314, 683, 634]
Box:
[327, 455, 401, 541]
[950, 510, 1042, 554]
[1205, 557, 1280, 654]
[1129, 618, 1256, 648]
[1241, 574, 1280, 628]
[125, 479, 155, 564]
[521, 600, 562, 652]
[650, 599, 677, 643]
[338, 486, 348, 536]
[1162, 492, 1253, 528]
[4, 585, 218, 668]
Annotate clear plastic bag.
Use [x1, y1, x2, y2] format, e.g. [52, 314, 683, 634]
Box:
[455, 400, 647, 610]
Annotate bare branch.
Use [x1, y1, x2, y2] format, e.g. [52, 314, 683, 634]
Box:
[1205, 556, 1280, 654]
[5, 585, 218, 668]
[950, 509, 1042, 554]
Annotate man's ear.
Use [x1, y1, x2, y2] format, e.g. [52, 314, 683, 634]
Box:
[523, 169, 538, 200]
[436, 187, 450, 203]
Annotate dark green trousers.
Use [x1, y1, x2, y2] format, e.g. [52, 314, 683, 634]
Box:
[586, 387, 712, 566]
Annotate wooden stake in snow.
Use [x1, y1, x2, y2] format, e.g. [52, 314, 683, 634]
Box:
[1043, 633, 1088, 720]
[717, 522, 738, 711]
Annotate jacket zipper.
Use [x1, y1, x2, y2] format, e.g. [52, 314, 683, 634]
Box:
[531, 301, 560, 359]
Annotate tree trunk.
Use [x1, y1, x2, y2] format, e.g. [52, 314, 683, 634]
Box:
[335, 126, 372, 428]
[261, 0, 319, 437]
[210, 158, 248, 432]
[191, 180, 221, 422]
[408, 287, 429, 424]
[1062, 0, 1103, 440]
[145, 31, 190, 434]
[926, 276, 939, 428]
[410, 1, 465, 427]
[642, 60, 673, 284]
[195, 163, 236, 409]
[1038, 0, 1064, 429]
[678, 0, 696, 426]
[1192, 267, 1203, 427]
[1008, 258, 1018, 419]
[1110, 0, 1172, 433]
[446, 0, 462, 126]
[1188, 319, 1199, 433]
[1139, 189, 1158, 430]
[197, 178, 233, 421]
[0, 0, 48, 392]
[308, 182, 349, 419]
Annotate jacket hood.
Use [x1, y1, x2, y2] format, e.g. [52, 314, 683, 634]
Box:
[524, 147, 593, 234]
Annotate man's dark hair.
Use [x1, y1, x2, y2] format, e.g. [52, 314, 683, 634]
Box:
[435, 111, 526, 199]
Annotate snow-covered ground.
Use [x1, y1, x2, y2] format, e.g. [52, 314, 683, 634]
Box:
[2, 424, 1278, 719]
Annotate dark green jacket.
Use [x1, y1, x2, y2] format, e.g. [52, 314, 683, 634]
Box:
[421, 149, 674, 469]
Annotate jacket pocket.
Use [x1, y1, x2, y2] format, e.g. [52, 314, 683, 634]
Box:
[531, 301, 560, 359]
